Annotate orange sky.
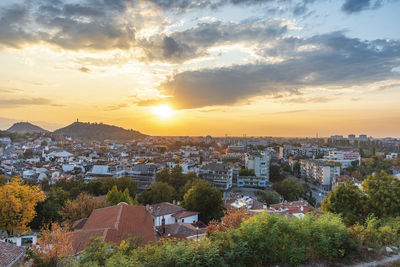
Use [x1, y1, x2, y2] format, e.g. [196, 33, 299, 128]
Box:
[0, 0, 400, 137]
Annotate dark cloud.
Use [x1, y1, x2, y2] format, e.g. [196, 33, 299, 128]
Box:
[0, 4, 39, 48]
[341, 0, 384, 14]
[151, 32, 400, 109]
[0, 0, 137, 50]
[78, 66, 91, 73]
[140, 20, 287, 62]
[0, 97, 61, 108]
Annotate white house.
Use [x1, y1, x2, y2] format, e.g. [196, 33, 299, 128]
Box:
[149, 202, 199, 227]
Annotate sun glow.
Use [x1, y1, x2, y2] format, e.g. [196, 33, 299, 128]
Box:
[152, 104, 175, 119]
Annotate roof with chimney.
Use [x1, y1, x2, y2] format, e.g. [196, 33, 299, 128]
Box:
[70, 203, 156, 254]
[0, 241, 25, 267]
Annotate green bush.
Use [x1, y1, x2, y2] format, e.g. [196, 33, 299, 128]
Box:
[351, 216, 400, 248]
[73, 213, 358, 266]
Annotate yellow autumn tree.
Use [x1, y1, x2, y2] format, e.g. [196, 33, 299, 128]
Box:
[0, 176, 46, 234]
[31, 222, 73, 266]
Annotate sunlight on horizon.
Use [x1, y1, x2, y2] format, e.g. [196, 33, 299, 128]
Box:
[151, 104, 175, 120]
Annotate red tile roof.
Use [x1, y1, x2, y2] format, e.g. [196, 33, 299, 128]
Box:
[0, 241, 25, 267]
[70, 203, 156, 254]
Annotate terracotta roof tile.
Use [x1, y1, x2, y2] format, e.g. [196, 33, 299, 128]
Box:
[71, 203, 156, 254]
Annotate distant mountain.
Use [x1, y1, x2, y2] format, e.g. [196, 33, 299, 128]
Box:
[54, 121, 147, 140]
[7, 122, 49, 133]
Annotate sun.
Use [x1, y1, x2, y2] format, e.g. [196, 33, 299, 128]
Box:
[152, 104, 175, 119]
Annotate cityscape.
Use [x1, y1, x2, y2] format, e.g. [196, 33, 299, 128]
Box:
[1, 0, 400, 266]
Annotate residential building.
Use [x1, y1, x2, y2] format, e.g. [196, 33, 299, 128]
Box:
[70, 203, 156, 254]
[324, 151, 361, 169]
[245, 151, 270, 178]
[198, 162, 233, 190]
[150, 202, 199, 227]
[300, 159, 340, 190]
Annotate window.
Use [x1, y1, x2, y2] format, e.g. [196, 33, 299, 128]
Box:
[182, 219, 184, 222]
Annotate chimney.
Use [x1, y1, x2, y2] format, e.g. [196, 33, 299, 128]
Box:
[146, 204, 150, 213]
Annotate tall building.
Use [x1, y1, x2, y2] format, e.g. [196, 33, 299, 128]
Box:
[245, 151, 270, 179]
[300, 159, 340, 191]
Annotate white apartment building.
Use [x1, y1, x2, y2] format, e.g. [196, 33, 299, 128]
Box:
[245, 151, 270, 179]
[300, 159, 340, 191]
[324, 151, 361, 169]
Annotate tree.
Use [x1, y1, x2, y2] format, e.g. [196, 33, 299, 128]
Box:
[31, 222, 72, 267]
[362, 171, 400, 218]
[321, 181, 368, 225]
[206, 207, 251, 235]
[182, 180, 223, 223]
[255, 189, 280, 205]
[0, 177, 46, 234]
[139, 182, 176, 205]
[59, 192, 106, 224]
[156, 166, 197, 194]
[269, 165, 283, 183]
[272, 177, 304, 201]
[106, 185, 131, 206]
[30, 188, 70, 230]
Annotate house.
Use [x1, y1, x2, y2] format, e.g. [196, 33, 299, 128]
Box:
[224, 196, 265, 210]
[0, 241, 25, 267]
[150, 202, 199, 227]
[70, 203, 156, 254]
[268, 200, 313, 218]
[390, 166, 400, 176]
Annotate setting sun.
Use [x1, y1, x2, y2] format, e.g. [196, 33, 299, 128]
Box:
[152, 105, 175, 120]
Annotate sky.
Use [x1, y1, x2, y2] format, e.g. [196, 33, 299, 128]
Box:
[0, 0, 400, 137]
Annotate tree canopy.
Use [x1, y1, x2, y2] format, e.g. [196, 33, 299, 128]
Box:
[0, 177, 46, 234]
[182, 180, 223, 223]
[321, 181, 368, 225]
[272, 177, 304, 201]
[139, 182, 176, 205]
[106, 186, 131, 206]
[59, 192, 106, 224]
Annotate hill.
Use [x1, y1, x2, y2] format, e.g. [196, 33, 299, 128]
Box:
[53, 121, 147, 140]
[7, 122, 49, 133]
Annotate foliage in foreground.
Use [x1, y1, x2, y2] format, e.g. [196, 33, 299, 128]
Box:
[350, 216, 400, 248]
[30, 222, 72, 267]
[72, 212, 357, 266]
[322, 171, 400, 225]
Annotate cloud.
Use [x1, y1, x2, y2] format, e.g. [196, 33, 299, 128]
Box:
[0, 98, 61, 108]
[377, 82, 400, 91]
[0, 0, 139, 50]
[149, 32, 400, 109]
[140, 19, 288, 63]
[78, 66, 91, 73]
[341, 0, 384, 14]
[282, 96, 335, 104]
[0, 87, 23, 93]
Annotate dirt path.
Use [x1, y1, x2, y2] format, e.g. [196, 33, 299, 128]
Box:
[348, 253, 400, 267]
